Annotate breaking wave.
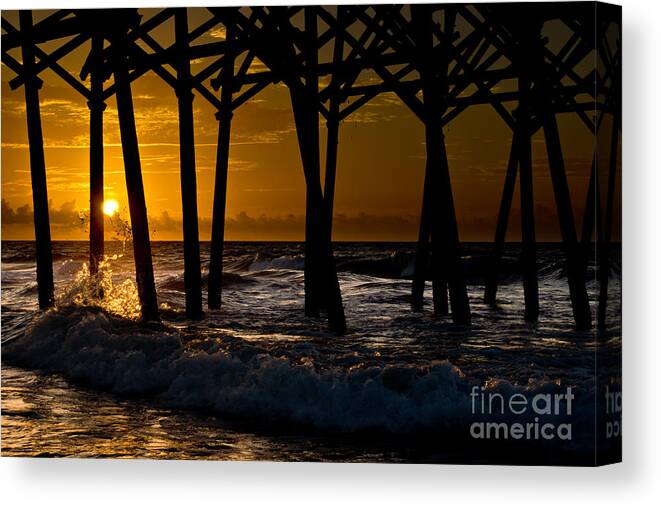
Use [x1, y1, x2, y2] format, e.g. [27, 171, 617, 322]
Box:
[2, 305, 593, 437]
[223, 250, 600, 283]
[247, 252, 305, 272]
[159, 272, 254, 292]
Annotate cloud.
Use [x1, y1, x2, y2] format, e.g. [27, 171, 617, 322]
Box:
[1, 199, 32, 224]
[49, 200, 84, 227]
[2, 198, 85, 231]
[1, 198, 621, 243]
[241, 188, 295, 193]
[209, 26, 226, 39]
[148, 210, 420, 241]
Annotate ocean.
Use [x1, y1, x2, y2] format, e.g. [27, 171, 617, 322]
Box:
[1, 241, 621, 463]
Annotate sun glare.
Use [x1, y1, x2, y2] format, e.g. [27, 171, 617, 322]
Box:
[103, 199, 119, 217]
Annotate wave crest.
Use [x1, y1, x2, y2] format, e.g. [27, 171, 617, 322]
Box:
[3, 306, 591, 435]
[3, 307, 471, 432]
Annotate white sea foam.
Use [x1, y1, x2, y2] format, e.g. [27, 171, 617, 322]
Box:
[3, 305, 595, 436]
[3, 306, 463, 432]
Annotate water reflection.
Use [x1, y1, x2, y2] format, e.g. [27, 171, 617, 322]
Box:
[1, 366, 410, 461]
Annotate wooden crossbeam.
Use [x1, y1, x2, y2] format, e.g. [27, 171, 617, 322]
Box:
[1, 6, 618, 131]
[3, 13, 84, 49]
[136, 31, 222, 109]
[461, 5, 596, 129]
[1, 50, 24, 76]
[10, 32, 89, 89]
[335, 8, 425, 120]
[0, 13, 95, 99]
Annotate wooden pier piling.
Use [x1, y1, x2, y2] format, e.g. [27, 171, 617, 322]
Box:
[88, 33, 106, 277]
[323, 113, 340, 243]
[412, 5, 469, 324]
[484, 134, 519, 306]
[19, 10, 54, 310]
[208, 13, 236, 311]
[543, 114, 592, 330]
[289, 7, 346, 333]
[174, 8, 203, 319]
[411, 192, 431, 312]
[517, 71, 540, 324]
[109, 14, 160, 321]
[597, 112, 620, 330]
[322, 8, 345, 243]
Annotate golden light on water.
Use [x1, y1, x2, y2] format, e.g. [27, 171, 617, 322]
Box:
[103, 199, 119, 217]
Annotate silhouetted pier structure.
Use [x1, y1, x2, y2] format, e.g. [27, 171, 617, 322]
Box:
[1, 4, 621, 333]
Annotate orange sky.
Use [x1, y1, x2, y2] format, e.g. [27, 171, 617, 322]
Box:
[1, 8, 619, 242]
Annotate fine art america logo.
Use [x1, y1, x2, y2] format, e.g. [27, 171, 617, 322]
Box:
[469, 386, 574, 441]
[605, 385, 622, 439]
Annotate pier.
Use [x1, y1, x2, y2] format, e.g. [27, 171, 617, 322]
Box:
[1, 4, 621, 332]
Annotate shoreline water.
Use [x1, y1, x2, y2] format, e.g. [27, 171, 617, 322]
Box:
[1, 241, 621, 463]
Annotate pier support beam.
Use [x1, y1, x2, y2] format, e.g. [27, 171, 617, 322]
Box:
[543, 113, 592, 330]
[412, 5, 469, 324]
[412, 154, 449, 316]
[109, 17, 159, 321]
[484, 134, 518, 306]
[517, 90, 539, 324]
[425, 124, 468, 323]
[208, 14, 236, 311]
[513, 18, 591, 330]
[580, 154, 598, 257]
[411, 191, 431, 312]
[289, 8, 346, 333]
[322, 11, 344, 244]
[597, 114, 620, 330]
[298, 100, 322, 319]
[291, 92, 346, 333]
[505, 23, 541, 324]
[323, 112, 339, 243]
[174, 8, 203, 319]
[414, 155, 450, 316]
[88, 33, 106, 277]
[19, 10, 54, 310]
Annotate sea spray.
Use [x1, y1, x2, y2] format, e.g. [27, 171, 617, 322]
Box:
[3, 304, 595, 441]
[57, 255, 141, 320]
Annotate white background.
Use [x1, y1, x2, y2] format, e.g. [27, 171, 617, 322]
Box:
[1, 0, 659, 504]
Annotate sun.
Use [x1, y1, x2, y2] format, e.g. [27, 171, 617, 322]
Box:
[103, 199, 119, 217]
